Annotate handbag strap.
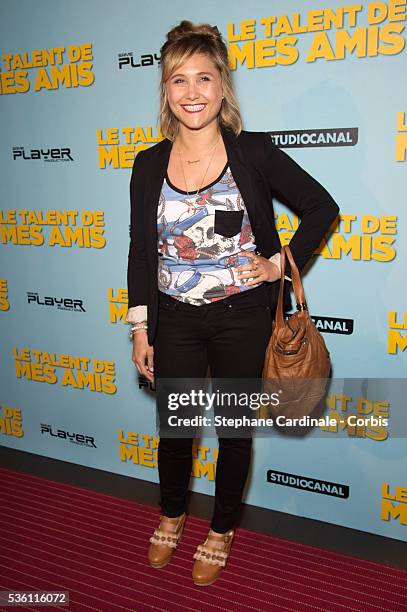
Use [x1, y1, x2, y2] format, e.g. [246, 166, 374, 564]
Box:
[275, 245, 307, 328]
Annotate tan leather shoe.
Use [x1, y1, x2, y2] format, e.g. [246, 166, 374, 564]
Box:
[192, 528, 234, 586]
[148, 513, 186, 569]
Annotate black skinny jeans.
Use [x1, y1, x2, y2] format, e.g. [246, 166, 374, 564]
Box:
[153, 283, 276, 533]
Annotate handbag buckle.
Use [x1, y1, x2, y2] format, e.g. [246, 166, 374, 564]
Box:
[275, 338, 307, 355]
[275, 347, 300, 355]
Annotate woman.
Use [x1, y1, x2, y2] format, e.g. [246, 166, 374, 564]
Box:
[126, 20, 339, 586]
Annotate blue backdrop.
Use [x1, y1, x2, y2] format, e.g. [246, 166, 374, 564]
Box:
[1, 0, 406, 542]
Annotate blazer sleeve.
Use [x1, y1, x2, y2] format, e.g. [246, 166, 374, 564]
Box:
[127, 148, 150, 310]
[263, 133, 340, 278]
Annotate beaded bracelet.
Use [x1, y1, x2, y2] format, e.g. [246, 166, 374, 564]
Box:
[129, 324, 148, 339]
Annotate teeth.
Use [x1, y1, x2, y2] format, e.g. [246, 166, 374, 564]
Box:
[182, 104, 206, 111]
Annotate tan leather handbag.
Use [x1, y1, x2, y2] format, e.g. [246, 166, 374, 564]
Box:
[262, 245, 331, 419]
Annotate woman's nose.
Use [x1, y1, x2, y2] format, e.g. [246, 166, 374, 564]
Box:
[186, 80, 199, 99]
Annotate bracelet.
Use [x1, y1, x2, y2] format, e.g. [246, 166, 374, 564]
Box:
[130, 328, 148, 338]
[129, 324, 148, 339]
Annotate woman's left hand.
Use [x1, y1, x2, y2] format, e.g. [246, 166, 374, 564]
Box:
[236, 251, 280, 286]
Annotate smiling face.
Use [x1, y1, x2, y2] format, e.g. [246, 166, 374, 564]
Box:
[165, 52, 223, 133]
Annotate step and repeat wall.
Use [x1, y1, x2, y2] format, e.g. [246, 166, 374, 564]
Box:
[1, 0, 406, 542]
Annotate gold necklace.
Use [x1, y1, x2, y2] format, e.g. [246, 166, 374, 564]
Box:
[177, 135, 220, 202]
[182, 138, 219, 164]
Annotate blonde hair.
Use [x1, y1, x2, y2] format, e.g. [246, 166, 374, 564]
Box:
[158, 20, 243, 141]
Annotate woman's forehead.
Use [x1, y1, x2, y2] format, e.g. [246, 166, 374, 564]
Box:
[170, 52, 218, 75]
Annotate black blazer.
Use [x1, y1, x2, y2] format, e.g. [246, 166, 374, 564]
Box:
[127, 124, 340, 345]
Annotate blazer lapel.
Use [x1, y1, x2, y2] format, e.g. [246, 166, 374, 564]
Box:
[220, 125, 257, 228]
[144, 137, 172, 262]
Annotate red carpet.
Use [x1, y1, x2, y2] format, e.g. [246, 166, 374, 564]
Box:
[0, 467, 406, 611]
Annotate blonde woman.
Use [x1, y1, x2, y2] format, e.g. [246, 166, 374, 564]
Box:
[126, 20, 339, 586]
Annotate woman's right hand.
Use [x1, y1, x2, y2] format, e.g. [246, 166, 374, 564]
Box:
[132, 331, 154, 382]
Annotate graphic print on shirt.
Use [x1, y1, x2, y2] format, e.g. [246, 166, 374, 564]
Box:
[157, 166, 261, 305]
